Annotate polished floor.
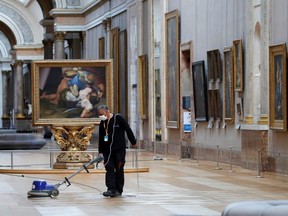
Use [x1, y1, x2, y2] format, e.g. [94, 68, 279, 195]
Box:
[1, 140, 288, 216]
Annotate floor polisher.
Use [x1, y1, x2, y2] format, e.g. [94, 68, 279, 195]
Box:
[27, 155, 104, 198]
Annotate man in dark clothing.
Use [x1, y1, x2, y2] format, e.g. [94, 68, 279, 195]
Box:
[97, 105, 137, 197]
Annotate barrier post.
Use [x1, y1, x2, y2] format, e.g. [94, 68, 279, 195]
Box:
[196, 143, 199, 165]
[50, 152, 53, 168]
[132, 150, 135, 168]
[11, 152, 13, 170]
[256, 149, 264, 178]
[164, 142, 168, 160]
[214, 145, 222, 170]
[229, 146, 234, 172]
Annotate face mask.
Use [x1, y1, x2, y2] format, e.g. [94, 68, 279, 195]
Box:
[99, 115, 107, 121]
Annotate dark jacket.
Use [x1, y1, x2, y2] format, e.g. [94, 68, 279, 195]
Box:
[98, 113, 136, 154]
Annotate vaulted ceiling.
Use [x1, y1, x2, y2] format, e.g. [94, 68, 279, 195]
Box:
[36, 0, 54, 19]
[0, 0, 54, 58]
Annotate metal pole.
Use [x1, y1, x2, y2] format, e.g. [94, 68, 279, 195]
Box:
[229, 146, 234, 172]
[257, 149, 263, 178]
[11, 152, 13, 170]
[196, 143, 199, 165]
[164, 142, 167, 160]
[214, 145, 222, 170]
[135, 149, 138, 169]
[153, 141, 156, 158]
[132, 149, 135, 168]
[50, 152, 53, 168]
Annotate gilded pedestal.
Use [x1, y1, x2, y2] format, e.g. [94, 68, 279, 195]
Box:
[51, 124, 95, 169]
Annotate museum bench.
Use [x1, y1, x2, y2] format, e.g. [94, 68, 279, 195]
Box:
[0, 133, 46, 150]
[221, 200, 288, 216]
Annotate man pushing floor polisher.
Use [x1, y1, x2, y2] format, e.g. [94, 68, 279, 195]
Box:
[27, 155, 104, 198]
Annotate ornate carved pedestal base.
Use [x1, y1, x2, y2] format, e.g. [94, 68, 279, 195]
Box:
[51, 124, 96, 169]
[53, 152, 94, 169]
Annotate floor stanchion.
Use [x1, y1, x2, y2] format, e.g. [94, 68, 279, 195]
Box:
[214, 145, 222, 170]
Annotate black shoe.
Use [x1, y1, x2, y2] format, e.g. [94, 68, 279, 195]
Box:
[103, 190, 120, 197]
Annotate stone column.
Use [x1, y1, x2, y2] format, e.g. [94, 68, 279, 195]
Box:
[40, 18, 54, 59]
[12, 60, 24, 118]
[259, 0, 269, 124]
[54, 31, 66, 59]
[2, 71, 9, 118]
[43, 39, 54, 59]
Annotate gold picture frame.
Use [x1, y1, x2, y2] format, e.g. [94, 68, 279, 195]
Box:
[269, 43, 287, 131]
[223, 47, 234, 123]
[208, 89, 221, 121]
[207, 49, 222, 83]
[32, 59, 113, 126]
[98, 37, 105, 59]
[233, 39, 243, 92]
[165, 9, 180, 128]
[119, 30, 128, 118]
[110, 27, 120, 113]
[138, 55, 148, 119]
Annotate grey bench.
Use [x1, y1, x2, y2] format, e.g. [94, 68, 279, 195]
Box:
[0, 133, 46, 150]
[222, 200, 288, 216]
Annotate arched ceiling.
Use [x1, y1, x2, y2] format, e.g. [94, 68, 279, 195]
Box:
[0, 0, 54, 58]
[36, 0, 54, 19]
[0, 21, 16, 46]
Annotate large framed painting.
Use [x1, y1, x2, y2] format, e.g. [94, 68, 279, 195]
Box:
[138, 54, 148, 119]
[223, 47, 234, 123]
[208, 90, 216, 120]
[207, 50, 215, 83]
[110, 27, 120, 113]
[233, 39, 243, 92]
[32, 60, 113, 126]
[192, 61, 208, 122]
[119, 30, 128, 118]
[165, 9, 180, 128]
[269, 43, 287, 131]
[207, 49, 222, 83]
[208, 89, 221, 121]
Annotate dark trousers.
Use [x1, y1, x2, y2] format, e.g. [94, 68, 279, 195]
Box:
[104, 148, 126, 194]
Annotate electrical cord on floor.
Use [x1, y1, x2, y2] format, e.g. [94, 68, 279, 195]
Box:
[4, 173, 103, 193]
[135, 145, 140, 197]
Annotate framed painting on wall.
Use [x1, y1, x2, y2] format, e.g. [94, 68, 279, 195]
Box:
[98, 37, 105, 59]
[32, 60, 113, 126]
[119, 30, 128, 118]
[233, 39, 243, 92]
[207, 49, 222, 83]
[110, 27, 120, 113]
[165, 9, 180, 128]
[207, 50, 215, 83]
[269, 43, 287, 131]
[208, 89, 216, 120]
[208, 89, 221, 121]
[138, 54, 148, 119]
[223, 47, 234, 123]
[192, 61, 208, 122]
